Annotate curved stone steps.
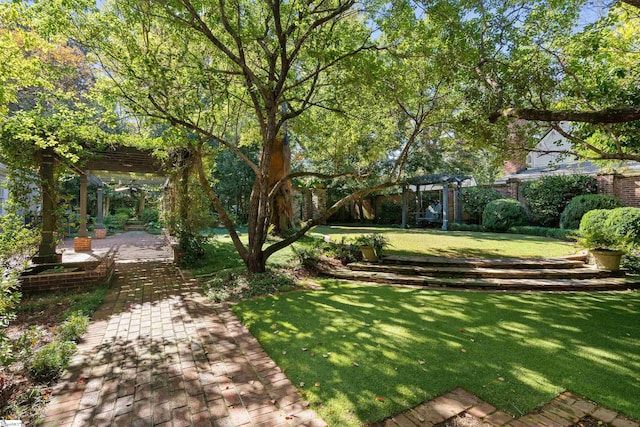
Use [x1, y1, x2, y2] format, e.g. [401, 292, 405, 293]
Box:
[380, 254, 588, 269]
[326, 269, 639, 291]
[347, 262, 621, 279]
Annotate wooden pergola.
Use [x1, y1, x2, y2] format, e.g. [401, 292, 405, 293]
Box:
[400, 173, 472, 230]
[34, 145, 166, 263]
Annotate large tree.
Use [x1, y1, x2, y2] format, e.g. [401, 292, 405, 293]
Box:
[66, 0, 423, 272]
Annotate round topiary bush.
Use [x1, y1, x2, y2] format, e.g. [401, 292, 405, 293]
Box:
[462, 187, 503, 224]
[560, 194, 623, 230]
[604, 207, 640, 248]
[579, 209, 615, 249]
[482, 199, 529, 232]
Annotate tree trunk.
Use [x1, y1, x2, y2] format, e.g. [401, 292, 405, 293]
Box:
[179, 150, 190, 225]
[138, 190, 146, 218]
[268, 136, 293, 236]
[33, 147, 59, 264]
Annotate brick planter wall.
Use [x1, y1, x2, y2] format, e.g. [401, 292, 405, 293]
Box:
[20, 249, 116, 293]
[74, 236, 92, 252]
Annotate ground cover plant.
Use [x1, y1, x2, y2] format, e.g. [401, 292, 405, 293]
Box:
[234, 282, 640, 427]
[1, 286, 107, 423]
[312, 225, 577, 259]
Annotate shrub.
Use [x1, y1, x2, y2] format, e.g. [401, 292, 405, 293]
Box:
[522, 175, 597, 227]
[176, 229, 208, 266]
[579, 207, 640, 251]
[559, 194, 623, 230]
[482, 199, 529, 232]
[578, 209, 620, 250]
[622, 250, 640, 274]
[27, 341, 77, 382]
[604, 207, 640, 248]
[56, 312, 89, 342]
[114, 207, 134, 217]
[103, 213, 128, 231]
[140, 207, 160, 223]
[462, 187, 503, 224]
[322, 237, 359, 264]
[204, 271, 297, 302]
[291, 244, 322, 270]
[376, 202, 402, 225]
[146, 221, 163, 235]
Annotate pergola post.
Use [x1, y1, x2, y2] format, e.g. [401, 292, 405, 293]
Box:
[33, 147, 60, 264]
[441, 180, 449, 231]
[74, 172, 92, 251]
[94, 183, 106, 239]
[456, 182, 463, 224]
[401, 185, 408, 228]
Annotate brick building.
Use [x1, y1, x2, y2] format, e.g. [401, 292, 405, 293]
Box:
[495, 126, 640, 208]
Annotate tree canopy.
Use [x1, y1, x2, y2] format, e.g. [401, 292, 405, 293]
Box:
[3, 0, 638, 271]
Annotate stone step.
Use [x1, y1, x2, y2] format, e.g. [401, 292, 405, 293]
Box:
[380, 254, 588, 269]
[125, 224, 147, 231]
[325, 269, 639, 291]
[348, 262, 620, 279]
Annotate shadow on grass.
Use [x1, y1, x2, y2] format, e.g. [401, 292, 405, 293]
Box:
[234, 283, 640, 427]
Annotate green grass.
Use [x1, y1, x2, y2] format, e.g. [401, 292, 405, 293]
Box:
[234, 282, 640, 426]
[191, 224, 576, 276]
[311, 225, 578, 258]
[189, 233, 317, 276]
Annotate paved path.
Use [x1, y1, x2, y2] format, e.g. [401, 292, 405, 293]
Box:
[61, 231, 173, 263]
[41, 233, 326, 426]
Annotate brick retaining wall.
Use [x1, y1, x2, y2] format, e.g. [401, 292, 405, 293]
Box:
[20, 249, 116, 293]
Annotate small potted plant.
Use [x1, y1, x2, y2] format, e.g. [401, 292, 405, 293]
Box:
[353, 234, 390, 262]
[578, 210, 628, 271]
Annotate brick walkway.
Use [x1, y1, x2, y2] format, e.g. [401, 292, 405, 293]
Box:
[40, 261, 326, 426]
[375, 388, 640, 427]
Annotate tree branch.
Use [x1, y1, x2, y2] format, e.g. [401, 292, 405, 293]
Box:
[268, 171, 358, 200]
[490, 107, 640, 124]
[193, 149, 249, 261]
[147, 94, 260, 175]
[262, 181, 399, 259]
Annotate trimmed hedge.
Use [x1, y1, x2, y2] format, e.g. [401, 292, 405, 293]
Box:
[559, 194, 622, 230]
[604, 207, 640, 247]
[522, 175, 597, 227]
[482, 199, 529, 232]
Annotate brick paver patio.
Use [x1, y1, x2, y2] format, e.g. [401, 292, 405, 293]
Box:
[40, 259, 325, 426]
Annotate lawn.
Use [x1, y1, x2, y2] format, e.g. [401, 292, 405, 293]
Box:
[234, 282, 640, 426]
[311, 225, 578, 258]
[191, 225, 578, 276]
